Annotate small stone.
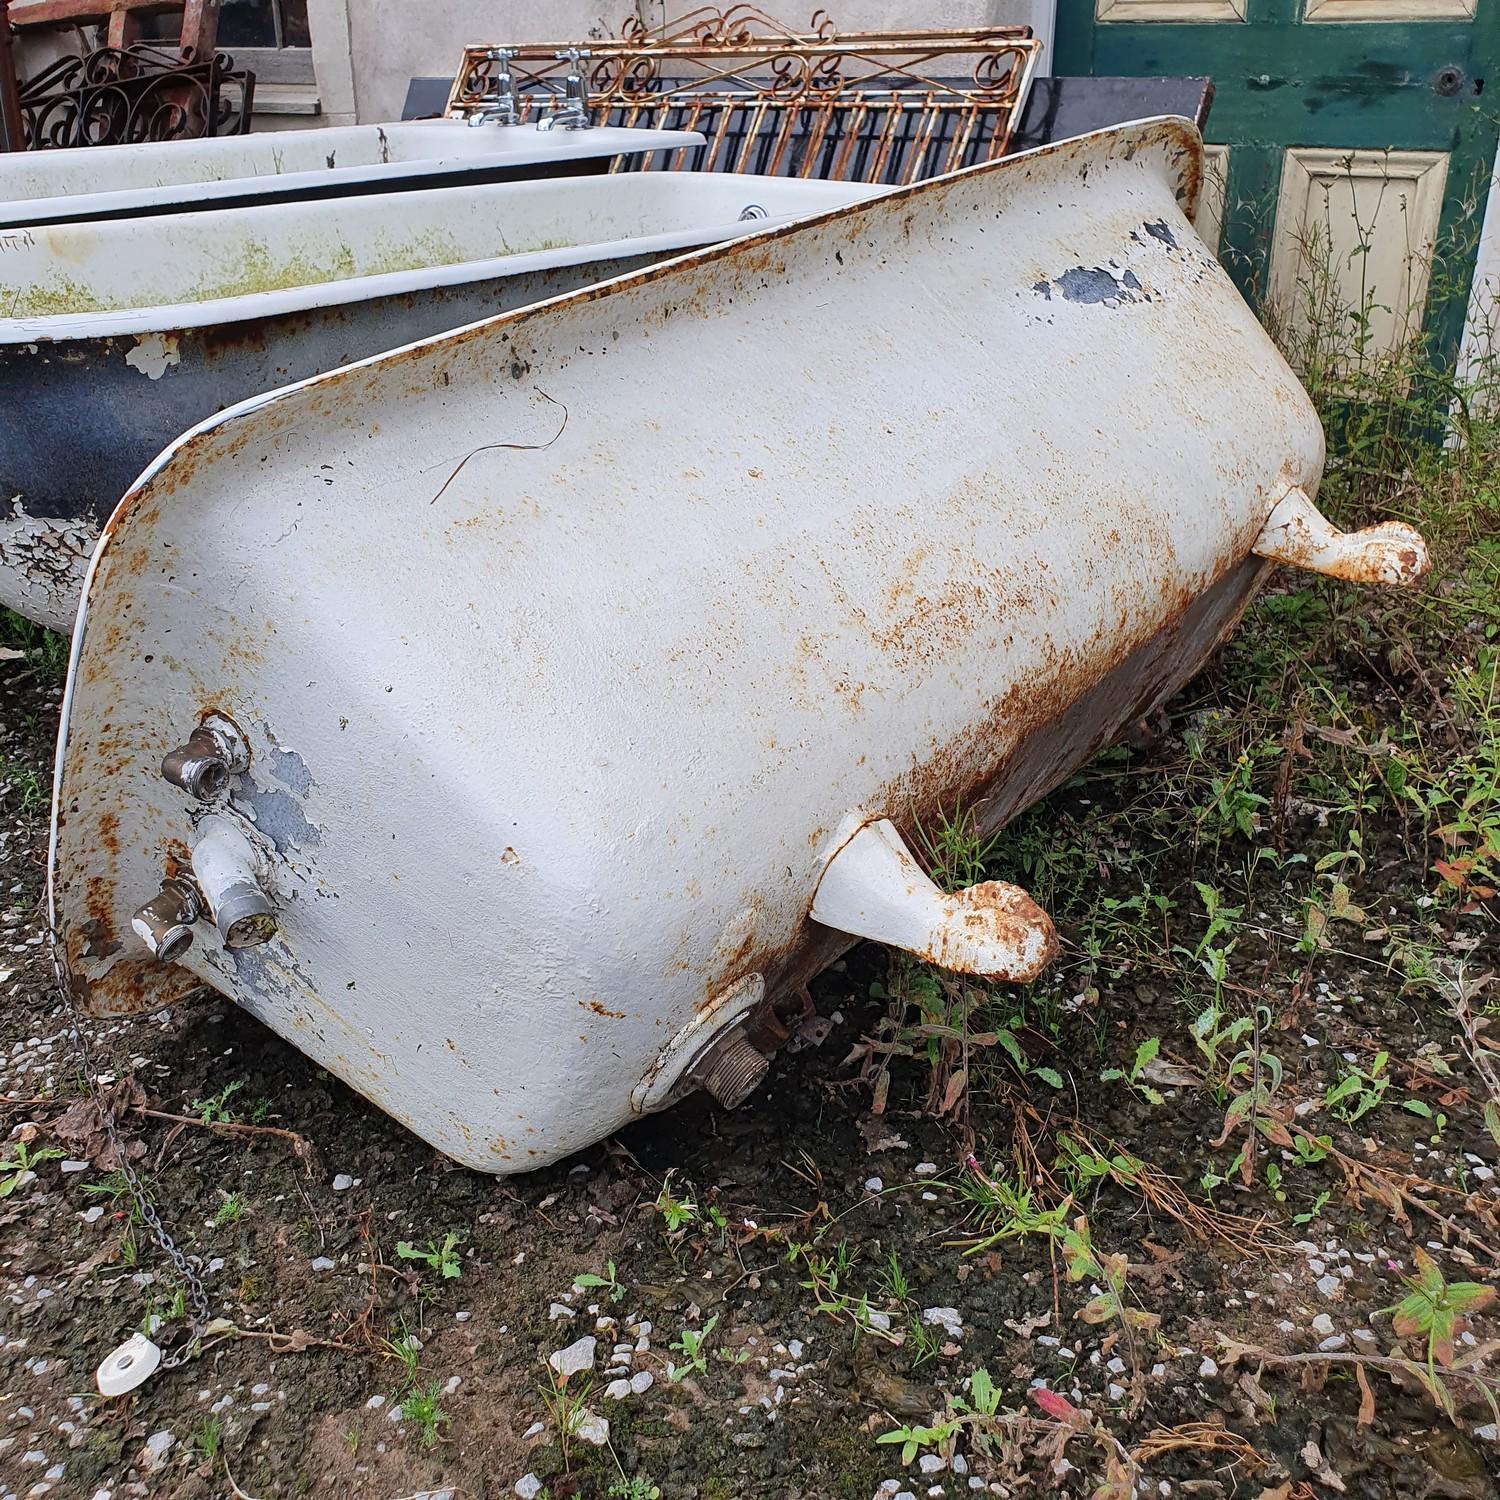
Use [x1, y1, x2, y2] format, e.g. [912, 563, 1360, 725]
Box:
[142, 1431, 173, 1469]
[522, 1421, 545, 1441]
[914, 1162, 939, 1176]
[332, 1174, 354, 1191]
[1107, 1382, 1126, 1401]
[1315, 1275, 1342, 1300]
[864, 1177, 884, 1193]
[310, 1256, 336, 1271]
[1473, 1423, 1497, 1443]
[788, 1340, 804, 1359]
[865, 1309, 892, 1332]
[1319, 1334, 1348, 1352]
[630, 1370, 653, 1394]
[515, 1476, 544, 1499]
[573, 1410, 609, 1446]
[923, 1307, 963, 1339]
[549, 1336, 596, 1378]
[1198, 1357, 1218, 1378]
[604, 1379, 631, 1401]
[548, 1303, 575, 1321]
[455, 1310, 470, 1322]
[81, 1207, 104, 1223]
[366, 1395, 385, 1409]
[1310, 1313, 1335, 1337]
[950, 1454, 967, 1475]
[918, 1454, 945, 1474]
[60, 1161, 88, 1174]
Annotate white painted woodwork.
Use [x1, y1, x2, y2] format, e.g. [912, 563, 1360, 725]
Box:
[1304, 0, 1473, 21]
[1097, 0, 1244, 21]
[1197, 143, 1229, 254]
[1269, 147, 1449, 366]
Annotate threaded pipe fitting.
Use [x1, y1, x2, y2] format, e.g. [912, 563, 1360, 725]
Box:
[694, 1033, 770, 1109]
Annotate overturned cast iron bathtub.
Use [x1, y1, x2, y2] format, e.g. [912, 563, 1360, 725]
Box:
[49, 118, 1428, 1175]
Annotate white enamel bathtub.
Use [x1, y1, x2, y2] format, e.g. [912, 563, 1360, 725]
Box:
[0, 119, 703, 229]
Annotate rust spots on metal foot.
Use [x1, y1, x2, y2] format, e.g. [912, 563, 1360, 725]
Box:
[809, 818, 1057, 983]
[1253, 486, 1430, 588]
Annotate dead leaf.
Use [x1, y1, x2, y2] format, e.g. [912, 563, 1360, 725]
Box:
[50, 1078, 147, 1170]
[939, 1067, 968, 1116]
[1031, 1386, 1082, 1423]
[1004, 1310, 1051, 1339]
[1139, 1057, 1202, 1089]
[1299, 1438, 1346, 1493]
[1354, 1363, 1376, 1427]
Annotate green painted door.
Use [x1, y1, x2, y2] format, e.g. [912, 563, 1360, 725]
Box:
[1054, 0, 1500, 370]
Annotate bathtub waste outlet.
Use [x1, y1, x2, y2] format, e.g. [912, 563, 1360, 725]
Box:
[810, 819, 1058, 983]
[1252, 486, 1430, 587]
[161, 712, 251, 801]
[688, 1031, 771, 1109]
[130, 877, 201, 962]
[190, 818, 276, 950]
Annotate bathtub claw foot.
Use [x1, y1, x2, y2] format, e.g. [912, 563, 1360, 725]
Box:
[810, 818, 1057, 982]
[1253, 486, 1429, 587]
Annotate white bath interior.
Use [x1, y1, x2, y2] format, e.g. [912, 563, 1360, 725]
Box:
[0, 171, 887, 337]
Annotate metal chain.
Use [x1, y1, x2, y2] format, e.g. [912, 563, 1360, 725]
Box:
[51, 941, 211, 1368]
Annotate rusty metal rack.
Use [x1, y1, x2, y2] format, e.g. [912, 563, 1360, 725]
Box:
[16, 41, 253, 148]
[445, 7, 1042, 187]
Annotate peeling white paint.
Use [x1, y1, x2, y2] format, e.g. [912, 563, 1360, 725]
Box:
[125, 332, 181, 380]
[0, 500, 96, 632]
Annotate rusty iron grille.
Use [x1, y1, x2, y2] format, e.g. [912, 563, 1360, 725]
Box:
[17, 42, 254, 148]
[446, 6, 1041, 186]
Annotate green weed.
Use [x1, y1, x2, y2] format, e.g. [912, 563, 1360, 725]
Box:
[395, 1230, 464, 1280]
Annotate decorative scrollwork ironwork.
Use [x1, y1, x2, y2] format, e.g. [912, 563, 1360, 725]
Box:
[17, 42, 254, 149]
[446, 9, 1041, 188]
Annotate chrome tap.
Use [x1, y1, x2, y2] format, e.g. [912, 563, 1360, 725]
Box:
[466, 47, 521, 127]
[536, 48, 592, 131]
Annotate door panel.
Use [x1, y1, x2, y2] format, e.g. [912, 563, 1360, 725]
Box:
[1304, 0, 1475, 20]
[1097, 0, 1245, 20]
[1268, 149, 1449, 362]
[1055, 0, 1499, 372]
[1197, 142, 1231, 251]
